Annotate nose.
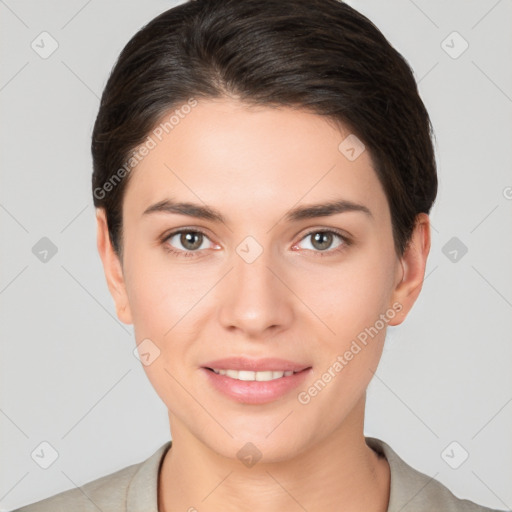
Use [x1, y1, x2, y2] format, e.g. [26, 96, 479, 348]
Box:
[217, 245, 294, 338]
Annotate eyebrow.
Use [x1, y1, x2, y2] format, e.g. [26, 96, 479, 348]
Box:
[142, 198, 373, 223]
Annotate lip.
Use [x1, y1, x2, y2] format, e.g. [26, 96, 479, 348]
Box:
[200, 357, 312, 405]
[202, 357, 310, 372]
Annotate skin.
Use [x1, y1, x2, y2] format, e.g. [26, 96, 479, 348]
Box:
[96, 97, 431, 512]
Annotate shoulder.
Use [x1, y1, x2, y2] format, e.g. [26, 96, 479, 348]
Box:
[12, 465, 137, 512]
[366, 437, 504, 512]
[11, 442, 171, 512]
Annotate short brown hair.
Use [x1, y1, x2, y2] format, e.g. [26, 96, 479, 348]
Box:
[91, 0, 437, 259]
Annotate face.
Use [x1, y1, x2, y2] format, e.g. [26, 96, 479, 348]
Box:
[96, 97, 430, 462]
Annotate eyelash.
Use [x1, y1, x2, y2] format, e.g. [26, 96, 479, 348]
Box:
[161, 228, 352, 258]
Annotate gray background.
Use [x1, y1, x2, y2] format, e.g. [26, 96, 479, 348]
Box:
[1, 0, 511, 510]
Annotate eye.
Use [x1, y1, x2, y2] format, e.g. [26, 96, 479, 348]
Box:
[161, 228, 351, 258]
[162, 229, 216, 257]
[293, 229, 351, 256]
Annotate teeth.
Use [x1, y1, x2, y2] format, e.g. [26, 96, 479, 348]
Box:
[211, 369, 295, 381]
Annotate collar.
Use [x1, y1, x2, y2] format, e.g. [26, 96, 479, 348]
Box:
[126, 441, 171, 512]
[125, 437, 449, 512]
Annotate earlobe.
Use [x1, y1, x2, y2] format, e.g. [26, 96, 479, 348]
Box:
[95, 208, 133, 325]
[387, 213, 431, 327]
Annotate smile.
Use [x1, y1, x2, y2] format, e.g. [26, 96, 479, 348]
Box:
[202, 365, 312, 404]
[207, 369, 299, 381]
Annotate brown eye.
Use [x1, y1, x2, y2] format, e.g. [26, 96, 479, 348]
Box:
[179, 231, 204, 251]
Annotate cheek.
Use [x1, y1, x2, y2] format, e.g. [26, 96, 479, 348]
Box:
[309, 251, 397, 339]
[299, 244, 397, 401]
[123, 249, 201, 406]
[123, 243, 202, 337]
[123, 246, 218, 400]
[297, 260, 395, 419]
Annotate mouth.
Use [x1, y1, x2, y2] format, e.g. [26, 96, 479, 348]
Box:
[200, 357, 312, 404]
[203, 367, 307, 381]
[201, 356, 310, 373]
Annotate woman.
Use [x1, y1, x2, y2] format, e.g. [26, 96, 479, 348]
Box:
[13, 0, 504, 510]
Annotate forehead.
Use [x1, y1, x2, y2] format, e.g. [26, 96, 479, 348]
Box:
[122, 97, 388, 223]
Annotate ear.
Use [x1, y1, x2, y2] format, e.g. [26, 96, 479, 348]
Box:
[387, 213, 431, 326]
[95, 208, 133, 325]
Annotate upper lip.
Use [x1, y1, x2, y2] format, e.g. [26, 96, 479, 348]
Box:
[202, 357, 311, 372]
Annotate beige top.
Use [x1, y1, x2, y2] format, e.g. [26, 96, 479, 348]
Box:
[12, 437, 503, 511]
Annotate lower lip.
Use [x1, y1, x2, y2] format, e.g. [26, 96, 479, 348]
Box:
[201, 367, 312, 405]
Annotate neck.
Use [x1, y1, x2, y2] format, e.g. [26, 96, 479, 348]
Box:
[158, 397, 390, 512]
